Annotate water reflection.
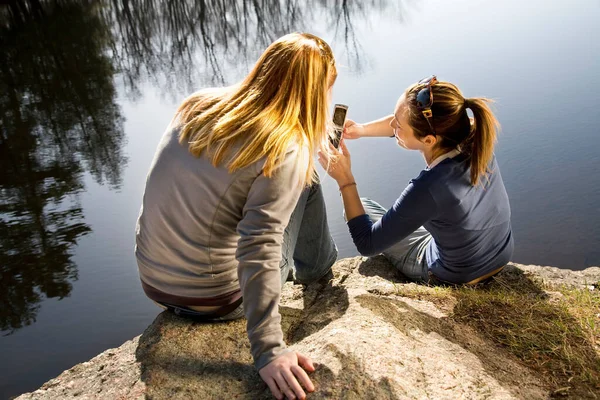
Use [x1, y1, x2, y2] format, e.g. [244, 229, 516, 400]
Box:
[0, 0, 403, 334]
[0, 0, 405, 335]
[0, 0, 126, 334]
[103, 0, 403, 99]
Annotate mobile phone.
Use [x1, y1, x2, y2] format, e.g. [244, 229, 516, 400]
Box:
[330, 104, 348, 149]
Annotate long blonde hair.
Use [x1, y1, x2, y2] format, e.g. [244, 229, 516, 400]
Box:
[175, 32, 337, 186]
[405, 81, 500, 186]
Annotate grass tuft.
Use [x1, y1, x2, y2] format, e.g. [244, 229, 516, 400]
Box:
[395, 269, 600, 398]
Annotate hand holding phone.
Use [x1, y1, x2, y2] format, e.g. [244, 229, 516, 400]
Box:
[330, 104, 348, 149]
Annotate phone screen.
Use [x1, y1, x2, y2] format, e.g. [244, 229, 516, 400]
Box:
[330, 106, 347, 148]
[333, 107, 347, 128]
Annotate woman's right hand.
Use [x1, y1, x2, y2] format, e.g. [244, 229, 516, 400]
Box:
[259, 351, 315, 399]
[343, 119, 365, 140]
[318, 140, 354, 185]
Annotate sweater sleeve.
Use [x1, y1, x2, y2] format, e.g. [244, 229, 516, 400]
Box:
[347, 181, 437, 256]
[235, 148, 305, 370]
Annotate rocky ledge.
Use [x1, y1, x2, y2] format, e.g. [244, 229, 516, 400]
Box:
[16, 257, 600, 399]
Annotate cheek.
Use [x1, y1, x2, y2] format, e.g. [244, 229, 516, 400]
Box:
[403, 129, 418, 144]
[395, 131, 409, 149]
[399, 132, 421, 150]
[398, 130, 411, 142]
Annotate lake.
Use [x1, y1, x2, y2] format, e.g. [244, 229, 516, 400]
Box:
[1, 0, 599, 398]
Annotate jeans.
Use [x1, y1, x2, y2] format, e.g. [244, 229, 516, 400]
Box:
[163, 182, 338, 321]
[280, 181, 338, 286]
[360, 198, 433, 283]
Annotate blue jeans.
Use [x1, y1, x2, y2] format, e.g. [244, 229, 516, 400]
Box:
[280, 181, 338, 286]
[360, 198, 433, 283]
[165, 182, 338, 321]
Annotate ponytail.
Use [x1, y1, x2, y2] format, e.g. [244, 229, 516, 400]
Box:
[405, 80, 501, 186]
[465, 98, 499, 186]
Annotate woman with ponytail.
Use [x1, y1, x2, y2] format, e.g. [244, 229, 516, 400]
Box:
[320, 76, 513, 285]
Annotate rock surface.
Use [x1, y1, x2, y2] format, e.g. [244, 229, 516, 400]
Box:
[513, 262, 600, 290]
[16, 257, 600, 400]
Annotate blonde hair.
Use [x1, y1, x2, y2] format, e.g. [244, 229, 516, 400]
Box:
[405, 81, 500, 186]
[175, 32, 337, 186]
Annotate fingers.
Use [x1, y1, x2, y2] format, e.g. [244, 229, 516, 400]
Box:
[282, 369, 307, 399]
[317, 151, 330, 171]
[339, 139, 350, 156]
[343, 119, 362, 140]
[296, 353, 315, 372]
[317, 149, 337, 169]
[264, 376, 283, 400]
[328, 141, 340, 153]
[342, 131, 355, 140]
[275, 373, 297, 400]
[317, 158, 326, 170]
[291, 364, 315, 392]
[259, 353, 316, 400]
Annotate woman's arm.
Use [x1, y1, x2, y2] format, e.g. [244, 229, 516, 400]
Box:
[318, 140, 365, 220]
[346, 181, 436, 256]
[236, 147, 315, 400]
[344, 114, 395, 139]
[319, 141, 436, 256]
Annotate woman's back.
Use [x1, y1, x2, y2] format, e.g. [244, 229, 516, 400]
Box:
[136, 124, 253, 297]
[135, 124, 303, 298]
[418, 153, 513, 283]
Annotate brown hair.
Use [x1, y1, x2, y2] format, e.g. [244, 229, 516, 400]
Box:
[175, 32, 337, 186]
[404, 81, 500, 186]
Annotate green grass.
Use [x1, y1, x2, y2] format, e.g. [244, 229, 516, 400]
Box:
[394, 270, 600, 398]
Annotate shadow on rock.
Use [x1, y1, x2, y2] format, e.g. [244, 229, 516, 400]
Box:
[490, 265, 547, 296]
[356, 294, 542, 399]
[285, 272, 350, 344]
[312, 344, 399, 399]
[452, 267, 600, 398]
[136, 308, 397, 399]
[357, 255, 406, 283]
[358, 265, 600, 399]
[135, 311, 273, 399]
[134, 263, 353, 398]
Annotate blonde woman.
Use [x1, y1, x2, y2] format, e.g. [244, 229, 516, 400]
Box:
[320, 76, 513, 286]
[135, 33, 338, 400]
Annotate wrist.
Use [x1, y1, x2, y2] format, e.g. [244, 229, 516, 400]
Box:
[338, 181, 357, 192]
[358, 125, 368, 138]
[336, 174, 355, 187]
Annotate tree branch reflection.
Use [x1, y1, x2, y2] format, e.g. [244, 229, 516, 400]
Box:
[103, 0, 408, 98]
[0, 0, 409, 333]
[0, 0, 126, 334]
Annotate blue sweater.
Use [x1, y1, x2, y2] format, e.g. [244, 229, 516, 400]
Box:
[347, 153, 513, 284]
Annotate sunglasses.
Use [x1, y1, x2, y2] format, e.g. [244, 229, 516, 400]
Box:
[415, 75, 438, 135]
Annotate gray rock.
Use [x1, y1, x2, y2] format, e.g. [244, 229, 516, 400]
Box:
[15, 257, 600, 399]
[510, 263, 600, 290]
[16, 337, 145, 400]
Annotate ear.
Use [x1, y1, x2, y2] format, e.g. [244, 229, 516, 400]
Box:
[422, 134, 438, 147]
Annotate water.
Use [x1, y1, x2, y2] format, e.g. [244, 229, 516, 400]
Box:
[0, 0, 599, 397]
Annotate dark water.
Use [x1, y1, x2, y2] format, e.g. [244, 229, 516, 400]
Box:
[0, 0, 598, 397]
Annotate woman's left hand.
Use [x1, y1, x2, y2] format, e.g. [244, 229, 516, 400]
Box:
[318, 140, 354, 185]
